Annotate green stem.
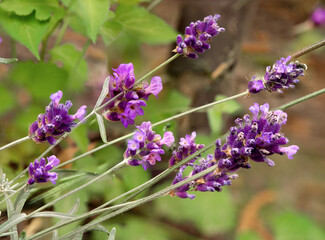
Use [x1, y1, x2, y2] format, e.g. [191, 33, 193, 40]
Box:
[26, 160, 127, 218]
[40, 19, 63, 61]
[57, 91, 248, 169]
[0, 136, 30, 152]
[291, 38, 325, 59]
[136, 54, 179, 84]
[0, 185, 25, 206]
[278, 87, 325, 110]
[25, 145, 213, 240]
[59, 164, 218, 240]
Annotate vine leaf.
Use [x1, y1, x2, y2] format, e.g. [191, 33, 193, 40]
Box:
[62, 0, 110, 42]
[0, 10, 49, 60]
[0, 0, 61, 21]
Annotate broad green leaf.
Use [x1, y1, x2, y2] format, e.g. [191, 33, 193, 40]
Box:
[114, 5, 177, 44]
[155, 189, 236, 234]
[50, 43, 88, 91]
[0, 0, 61, 21]
[9, 61, 68, 100]
[272, 210, 325, 240]
[100, 20, 123, 46]
[62, 0, 109, 42]
[207, 95, 241, 135]
[118, 0, 150, 5]
[0, 86, 16, 115]
[0, 57, 18, 64]
[0, 10, 49, 60]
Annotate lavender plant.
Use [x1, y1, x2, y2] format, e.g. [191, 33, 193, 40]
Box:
[1, 5, 325, 240]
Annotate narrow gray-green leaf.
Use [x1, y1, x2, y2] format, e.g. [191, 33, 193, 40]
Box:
[0, 57, 18, 64]
[0, 213, 26, 234]
[95, 77, 110, 109]
[52, 230, 58, 240]
[14, 186, 30, 213]
[30, 211, 76, 220]
[108, 227, 116, 240]
[95, 113, 108, 143]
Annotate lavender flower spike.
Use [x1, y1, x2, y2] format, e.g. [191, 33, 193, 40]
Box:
[104, 63, 163, 128]
[124, 121, 175, 170]
[248, 56, 307, 94]
[311, 7, 325, 26]
[28, 155, 60, 185]
[170, 103, 299, 199]
[29, 91, 87, 144]
[174, 14, 225, 58]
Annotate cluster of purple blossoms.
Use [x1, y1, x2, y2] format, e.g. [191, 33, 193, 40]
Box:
[170, 155, 238, 199]
[311, 7, 325, 26]
[248, 56, 306, 94]
[169, 131, 204, 167]
[28, 155, 60, 185]
[124, 121, 175, 170]
[104, 63, 163, 128]
[170, 103, 299, 199]
[174, 14, 225, 59]
[29, 91, 87, 145]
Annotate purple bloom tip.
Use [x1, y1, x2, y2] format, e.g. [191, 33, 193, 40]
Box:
[28, 155, 60, 185]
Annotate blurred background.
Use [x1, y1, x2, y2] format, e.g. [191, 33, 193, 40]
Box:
[0, 0, 325, 239]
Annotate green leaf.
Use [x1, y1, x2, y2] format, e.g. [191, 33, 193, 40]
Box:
[14, 186, 30, 213]
[272, 210, 325, 240]
[118, 0, 150, 5]
[50, 43, 88, 91]
[0, 86, 16, 115]
[100, 20, 123, 46]
[62, 0, 109, 42]
[0, 0, 61, 21]
[9, 61, 68, 100]
[108, 227, 116, 240]
[207, 95, 241, 135]
[0, 10, 49, 60]
[0, 57, 18, 64]
[114, 5, 177, 44]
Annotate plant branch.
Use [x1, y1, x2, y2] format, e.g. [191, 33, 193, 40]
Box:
[0, 136, 30, 152]
[291, 38, 325, 59]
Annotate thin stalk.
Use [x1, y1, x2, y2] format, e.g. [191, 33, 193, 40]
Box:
[292, 38, 325, 59]
[136, 54, 179, 84]
[26, 160, 127, 218]
[278, 87, 325, 110]
[0, 136, 30, 152]
[54, 19, 69, 47]
[40, 19, 63, 61]
[57, 91, 247, 169]
[91, 144, 212, 212]
[58, 164, 218, 240]
[26, 154, 216, 240]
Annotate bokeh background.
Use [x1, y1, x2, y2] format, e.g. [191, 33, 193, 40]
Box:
[1, 0, 325, 239]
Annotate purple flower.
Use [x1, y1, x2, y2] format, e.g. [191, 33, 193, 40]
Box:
[124, 121, 175, 170]
[169, 131, 204, 167]
[174, 14, 225, 58]
[247, 56, 306, 94]
[104, 63, 163, 128]
[29, 91, 87, 144]
[170, 103, 299, 199]
[28, 155, 60, 185]
[311, 7, 325, 26]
